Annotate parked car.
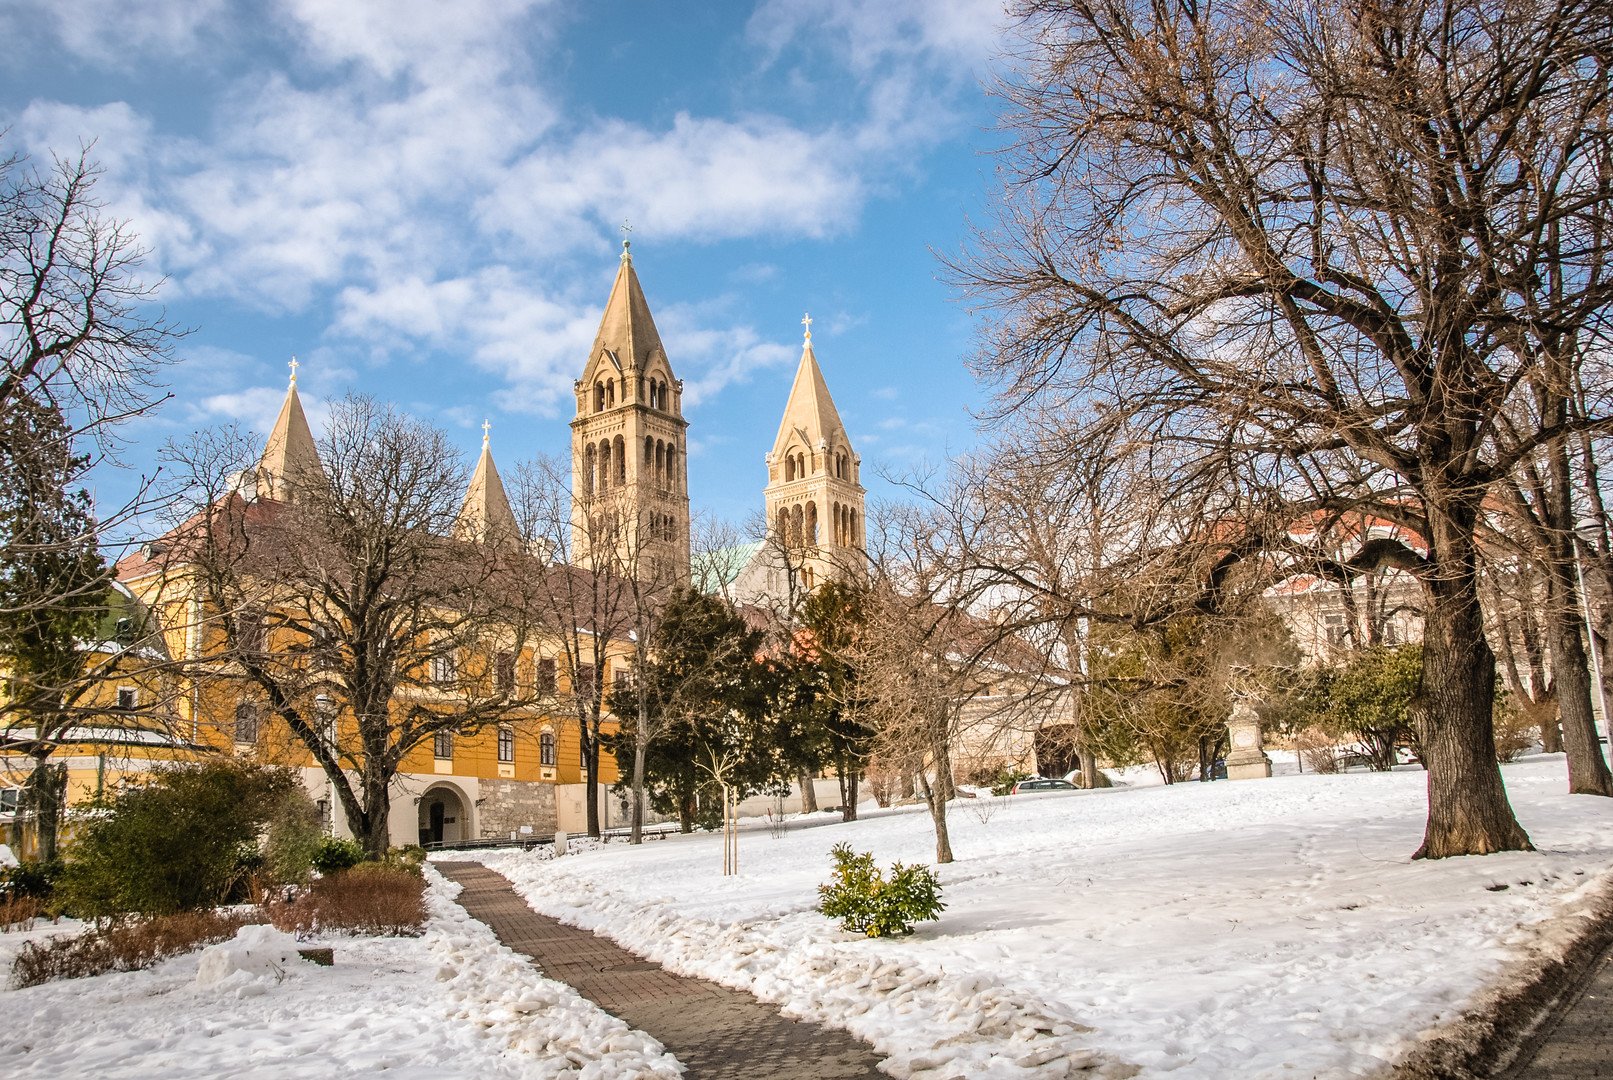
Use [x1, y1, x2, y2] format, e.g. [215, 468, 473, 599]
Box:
[1010, 778, 1078, 794]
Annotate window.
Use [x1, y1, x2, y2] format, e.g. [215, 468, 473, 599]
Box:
[540, 730, 557, 767]
[433, 730, 454, 759]
[234, 702, 259, 743]
[536, 658, 557, 696]
[614, 668, 631, 693]
[1324, 614, 1348, 647]
[496, 651, 516, 695]
[116, 687, 138, 711]
[497, 726, 515, 763]
[431, 652, 457, 685]
[574, 663, 595, 701]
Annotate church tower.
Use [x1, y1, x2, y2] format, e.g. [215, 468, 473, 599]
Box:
[456, 422, 520, 550]
[256, 359, 323, 502]
[763, 316, 864, 593]
[570, 242, 690, 578]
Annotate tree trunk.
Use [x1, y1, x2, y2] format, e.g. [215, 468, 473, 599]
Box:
[358, 769, 391, 859]
[798, 769, 819, 813]
[677, 791, 695, 833]
[583, 716, 602, 838]
[632, 702, 651, 844]
[1545, 561, 1613, 795]
[841, 771, 859, 822]
[923, 768, 953, 864]
[1414, 506, 1533, 859]
[24, 756, 66, 863]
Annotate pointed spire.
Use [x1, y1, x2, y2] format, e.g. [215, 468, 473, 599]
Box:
[587, 241, 668, 375]
[771, 315, 850, 462]
[256, 359, 323, 501]
[456, 422, 520, 549]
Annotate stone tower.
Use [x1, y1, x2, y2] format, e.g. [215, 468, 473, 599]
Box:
[456, 422, 520, 550]
[256, 360, 323, 502]
[763, 316, 864, 593]
[570, 242, 690, 578]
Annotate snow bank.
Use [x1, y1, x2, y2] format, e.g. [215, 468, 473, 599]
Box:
[194, 924, 303, 992]
[0, 843, 19, 868]
[0, 866, 681, 1078]
[470, 755, 1613, 1079]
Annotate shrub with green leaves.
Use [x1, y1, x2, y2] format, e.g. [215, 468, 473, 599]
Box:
[311, 837, 366, 875]
[58, 761, 299, 920]
[818, 843, 945, 938]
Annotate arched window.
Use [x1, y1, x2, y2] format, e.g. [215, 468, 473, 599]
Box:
[644, 436, 654, 470]
[607, 379, 616, 407]
[806, 501, 818, 546]
[776, 507, 788, 538]
[790, 504, 804, 548]
[540, 730, 556, 767]
[666, 447, 677, 491]
[234, 702, 259, 744]
[598, 440, 612, 491]
[613, 435, 626, 485]
[655, 440, 665, 487]
[595, 381, 606, 413]
[584, 444, 597, 496]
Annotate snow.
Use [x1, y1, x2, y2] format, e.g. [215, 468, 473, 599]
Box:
[0, 866, 681, 1078]
[465, 754, 1613, 1079]
[0, 843, 19, 868]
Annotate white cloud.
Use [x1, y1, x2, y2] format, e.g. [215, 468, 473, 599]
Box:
[1, 0, 230, 65]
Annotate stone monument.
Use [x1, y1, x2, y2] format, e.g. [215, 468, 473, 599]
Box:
[1224, 696, 1272, 780]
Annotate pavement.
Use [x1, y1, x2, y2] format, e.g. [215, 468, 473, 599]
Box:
[435, 861, 886, 1080]
[1502, 939, 1613, 1079]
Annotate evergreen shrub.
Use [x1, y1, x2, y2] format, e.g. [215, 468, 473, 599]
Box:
[818, 843, 944, 938]
[310, 837, 365, 875]
[58, 761, 299, 919]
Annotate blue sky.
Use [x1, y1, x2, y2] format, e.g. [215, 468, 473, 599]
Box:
[1, 0, 1014, 535]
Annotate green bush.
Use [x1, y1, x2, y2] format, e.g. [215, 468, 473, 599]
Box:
[263, 786, 324, 887]
[990, 768, 1034, 796]
[818, 843, 945, 938]
[1, 859, 62, 902]
[57, 761, 299, 920]
[311, 836, 366, 875]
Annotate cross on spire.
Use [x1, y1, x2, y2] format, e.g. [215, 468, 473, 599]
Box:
[482, 418, 491, 449]
[620, 219, 633, 259]
[288, 355, 299, 387]
[802, 312, 813, 343]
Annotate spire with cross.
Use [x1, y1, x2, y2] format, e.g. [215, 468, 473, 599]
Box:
[620, 219, 633, 259]
[802, 312, 812, 344]
[482, 418, 491, 449]
[288, 355, 300, 387]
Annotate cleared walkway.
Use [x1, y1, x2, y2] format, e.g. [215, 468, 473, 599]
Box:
[1503, 939, 1613, 1079]
[435, 861, 886, 1080]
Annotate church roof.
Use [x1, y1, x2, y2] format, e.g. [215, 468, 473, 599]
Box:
[770, 327, 850, 460]
[456, 431, 520, 549]
[256, 375, 322, 501]
[587, 243, 669, 375]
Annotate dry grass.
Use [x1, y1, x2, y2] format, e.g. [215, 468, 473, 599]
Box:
[270, 865, 426, 937]
[11, 909, 265, 988]
[1, 894, 42, 932]
[1294, 728, 1342, 774]
[1493, 707, 1538, 763]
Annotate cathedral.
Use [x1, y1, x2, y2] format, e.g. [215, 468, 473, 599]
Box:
[0, 243, 868, 854]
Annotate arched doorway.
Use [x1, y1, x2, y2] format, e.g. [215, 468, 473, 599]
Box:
[418, 785, 468, 846]
[1034, 724, 1084, 780]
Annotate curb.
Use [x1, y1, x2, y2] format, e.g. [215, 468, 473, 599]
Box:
[1391, 881, 1613, 1079]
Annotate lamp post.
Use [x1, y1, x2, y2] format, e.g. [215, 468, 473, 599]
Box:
[1573, 520, 1611, 748]
[315, 694, 336, 835]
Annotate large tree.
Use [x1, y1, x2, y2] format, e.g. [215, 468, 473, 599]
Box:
[164, 398, 544, 856]
[970, 0, 1613, 857]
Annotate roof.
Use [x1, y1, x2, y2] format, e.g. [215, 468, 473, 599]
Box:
[771, 333, 851, 460]
[456, 440, 520, 549]
[587, 245, 670, 376]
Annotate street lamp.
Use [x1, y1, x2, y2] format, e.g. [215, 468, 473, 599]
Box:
[1573, 519, 1611, 747]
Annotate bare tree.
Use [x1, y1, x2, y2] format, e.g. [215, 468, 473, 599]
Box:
[968, 0, 1613, 857]
[157, 399, 546, 856]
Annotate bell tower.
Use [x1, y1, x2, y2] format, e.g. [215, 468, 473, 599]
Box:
[762, 315, 864, 593]
[570, 242, 690, 579]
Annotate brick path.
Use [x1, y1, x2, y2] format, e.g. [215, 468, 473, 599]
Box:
[1503, 939, 1613, 1079]
[435, 861, 886, 1080]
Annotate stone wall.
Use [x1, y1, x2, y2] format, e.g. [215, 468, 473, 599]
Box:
[477, 778, 558, 839]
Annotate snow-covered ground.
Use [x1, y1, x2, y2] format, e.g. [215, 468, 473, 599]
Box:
[0, 867, 680, 1079]
[468, 754, 1613, 1080]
